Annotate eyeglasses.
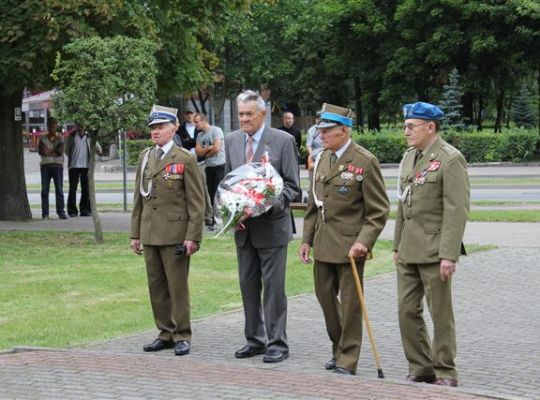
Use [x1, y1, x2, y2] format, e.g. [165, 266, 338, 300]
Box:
[403, 122, 429, 131]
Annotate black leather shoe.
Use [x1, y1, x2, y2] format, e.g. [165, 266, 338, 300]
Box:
[143, 339, 174, 352]
[59, 214, 68, 220]
[80, 213, 91, 217]
[262, 349, 289, 363]
[406, 374, 436, 383]
[234, 344, 267, 359]
[325, 357, 337, 370]
[174, 340, 190, 356]
[68, 213, 77, 218]
[334, 367, 355, 375]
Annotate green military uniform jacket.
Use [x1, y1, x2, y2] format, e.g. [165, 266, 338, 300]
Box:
[303, 141, 390, 264]
[393, 136, 470, 263]
[131, 144, 205, 245]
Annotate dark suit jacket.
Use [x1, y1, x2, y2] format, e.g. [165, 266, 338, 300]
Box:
[224, 126, 300, 248]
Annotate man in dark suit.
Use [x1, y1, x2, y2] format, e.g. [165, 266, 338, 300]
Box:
[131, 105, 205, 356]
[224, 90, 300, 363]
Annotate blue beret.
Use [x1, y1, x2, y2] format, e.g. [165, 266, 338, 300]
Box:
[403, 102, 444, 121]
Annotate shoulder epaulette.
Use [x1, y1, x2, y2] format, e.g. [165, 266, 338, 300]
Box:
[139, 146, 153, 156]
[441, 142, 459, 156]
[177, 146, 191, 155]
[354, 144, 375, 160]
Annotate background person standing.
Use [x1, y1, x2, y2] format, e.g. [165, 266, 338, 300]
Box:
[38, 117, 67, 220]
[194, 113, 225, 228]
[393, 101, 470, 387]
[64, 123, 101, 217]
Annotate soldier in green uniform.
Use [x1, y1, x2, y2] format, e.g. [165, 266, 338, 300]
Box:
[299, 103, 390, 375]
[131, 105, 205, 356]
[393, 102, 470, 387]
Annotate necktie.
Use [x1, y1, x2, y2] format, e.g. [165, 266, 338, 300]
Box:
[413, 150, 422, 167]
[246, 135, 254, 163]
[330, 152, 338, 168]
[155, 148, 164, 169]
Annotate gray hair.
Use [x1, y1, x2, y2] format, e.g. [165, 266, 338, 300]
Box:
[236, 90, 266, 112]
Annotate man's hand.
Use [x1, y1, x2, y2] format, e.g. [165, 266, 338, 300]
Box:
[392, 251, 399, 266]
[184, 240, 199, 256]
[131, 239, 143, 255]
[348, 242, 369, 259]
[299, 243, 312, 264]
[440, 259, 457, 282]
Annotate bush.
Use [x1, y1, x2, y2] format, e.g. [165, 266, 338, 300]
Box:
[126, 139, 153, 166]
[355, 130, 407, 163]
[352, 128, 538, 163]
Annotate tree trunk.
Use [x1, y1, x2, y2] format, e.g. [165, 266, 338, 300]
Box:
[476, 95, 484, 131]
[353, 76, 364, 133]
[367, 93, 380, 132]
[0, 92, 32, 221]
[494, 90, 504, 133]
[89, 132, 103, 244]
[462, 92, 474, 125]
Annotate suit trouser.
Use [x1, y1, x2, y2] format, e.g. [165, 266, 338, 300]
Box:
[67, 167, 90, 216]
[40, 164, 65, 217]
[144, 244, 191, 342]
[314, 260, 364, 372]
[237, 242, 288, 351]
[397, 260, 457, 379]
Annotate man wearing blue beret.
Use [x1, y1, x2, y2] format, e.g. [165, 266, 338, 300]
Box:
[393, 101, 470, 387]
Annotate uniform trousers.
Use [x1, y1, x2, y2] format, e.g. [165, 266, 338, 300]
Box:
[314, 260, 364, 372]
[144, 245, 191, 342]
[397, 260, 457, 379]
[237, 242, 288, 352]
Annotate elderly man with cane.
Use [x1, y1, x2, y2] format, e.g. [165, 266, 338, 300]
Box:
[299, 103, 389, 375]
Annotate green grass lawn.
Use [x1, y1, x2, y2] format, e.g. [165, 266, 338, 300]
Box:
[0, 231, 411, 350]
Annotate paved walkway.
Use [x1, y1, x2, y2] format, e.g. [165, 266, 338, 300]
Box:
[1, 214, 540, 399]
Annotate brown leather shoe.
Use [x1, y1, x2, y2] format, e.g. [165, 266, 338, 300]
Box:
[406, 374, 436, 383]
[433, 378, 458, 387]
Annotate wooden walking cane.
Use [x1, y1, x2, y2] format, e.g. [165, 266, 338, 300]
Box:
[349, 255, 385, 379]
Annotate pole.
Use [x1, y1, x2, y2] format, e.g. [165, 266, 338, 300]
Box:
[122, 129, 127, 212]
[349, 256, 384, 379]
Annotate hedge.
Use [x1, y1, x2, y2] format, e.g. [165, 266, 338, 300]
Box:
[354, 128, 538, 163]
[126, 129, 538, 166]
